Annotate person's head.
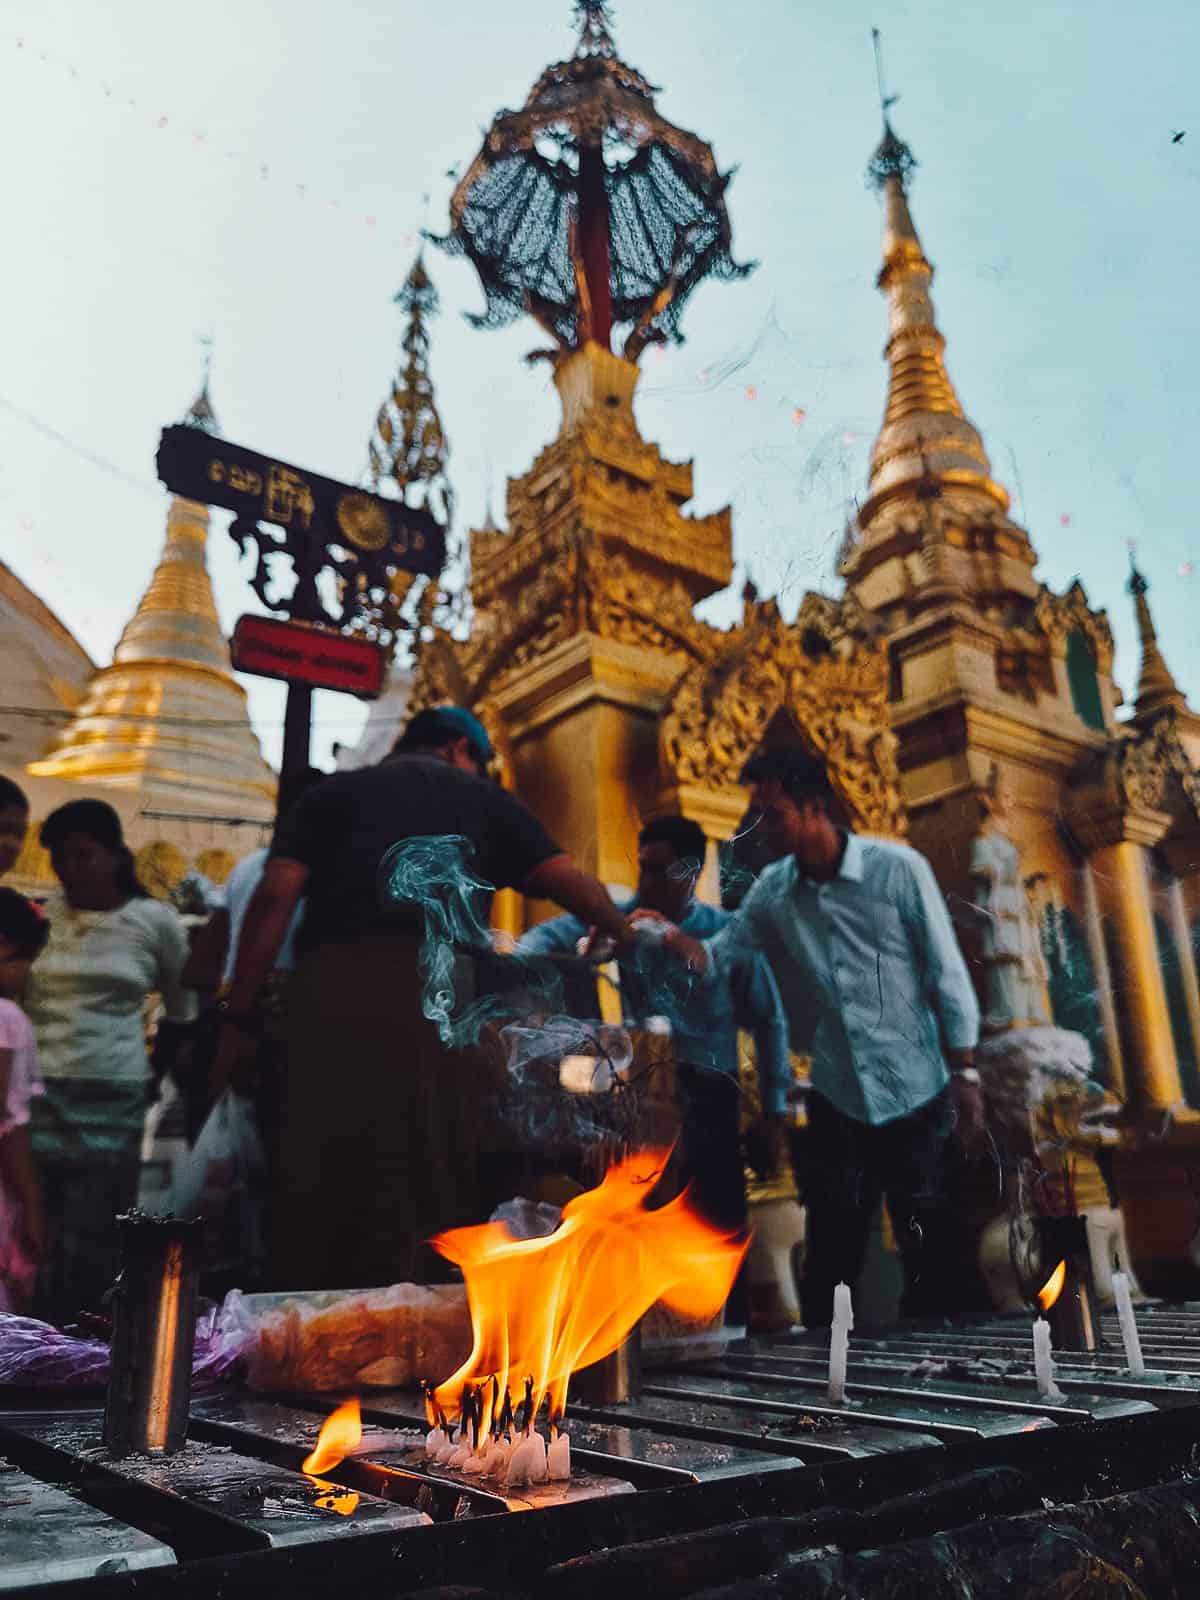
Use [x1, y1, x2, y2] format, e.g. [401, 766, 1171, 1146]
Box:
[979, 763, 1015, 825]
[637, 816, 707, 920]
[0, 776, 30, 880]
[0, 888, 49, 1000]
[739, 749, 840, 865]
[40, 799, 147, 909]
[393, 706, 495, 779]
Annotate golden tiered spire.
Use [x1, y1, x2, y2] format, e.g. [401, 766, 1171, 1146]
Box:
[28, 380, 276, 815]
[861, 120, 1008, 525]
[355, 252, 454, 652]
[1128, 560, 1186, 719]
[841, 94, 1041, 625]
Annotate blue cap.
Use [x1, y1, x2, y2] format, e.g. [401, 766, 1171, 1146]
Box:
[435, 705, 494, 763]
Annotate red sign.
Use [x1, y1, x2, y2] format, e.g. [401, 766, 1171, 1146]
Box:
[230, 615, 386, 699]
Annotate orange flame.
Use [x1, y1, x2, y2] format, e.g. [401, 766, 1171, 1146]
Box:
[1037, 1258, 1067, 1313]
[302, 1398, 362, 1475]
[432, 1148, 748, 1422]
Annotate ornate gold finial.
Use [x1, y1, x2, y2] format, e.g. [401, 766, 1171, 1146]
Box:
[369, 253, 453, 526]
[355, 252, 455, 655]
[1128, 554, 1186, 718]
[859, 53, 1008, 527]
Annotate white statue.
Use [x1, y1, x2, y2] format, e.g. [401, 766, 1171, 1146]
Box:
[970, 767, 1051, 1033]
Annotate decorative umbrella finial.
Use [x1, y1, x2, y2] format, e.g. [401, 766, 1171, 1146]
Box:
[866, 30, 917, 190]
[431, 8, 752, 362]
[573, 0, 616, 57]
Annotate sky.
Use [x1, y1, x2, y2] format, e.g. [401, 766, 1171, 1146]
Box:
[0, 0, 1197, 771]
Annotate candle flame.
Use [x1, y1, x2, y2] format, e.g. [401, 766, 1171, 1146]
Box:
[1037, 1258, 1067, 1312]
[302, 1398, 362, 1475]
[432, 1148, 747, 1424]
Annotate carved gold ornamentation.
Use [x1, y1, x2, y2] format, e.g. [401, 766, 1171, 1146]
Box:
[1119, 713, 1200, 816]
[661, 603, 906, 837]
[1033, 581, 1115, 672]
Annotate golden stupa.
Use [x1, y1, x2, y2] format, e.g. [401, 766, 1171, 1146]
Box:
[28, 384, 276, 820]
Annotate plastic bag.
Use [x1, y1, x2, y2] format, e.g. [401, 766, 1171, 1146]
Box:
[171, 1090, 266, 1280]
[223, 1283, 472, 1393]
[0, 1299, 247, 1391]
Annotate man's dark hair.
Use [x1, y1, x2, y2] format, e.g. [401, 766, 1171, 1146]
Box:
[739, 748, 833, 808]
[0, 776, 29, 814]
[0, 887, 49, 957]
[639, 815, 707, 868]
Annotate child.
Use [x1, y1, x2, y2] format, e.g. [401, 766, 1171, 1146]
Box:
[0, 888, 49, 1311]
[0, 776, 29, 882]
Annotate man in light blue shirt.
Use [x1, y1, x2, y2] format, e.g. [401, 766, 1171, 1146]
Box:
[662, 751, 981, 1327]
[517, 816, 791, 1283]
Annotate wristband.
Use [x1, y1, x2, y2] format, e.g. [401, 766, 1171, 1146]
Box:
[952, 1066, 981, 1087]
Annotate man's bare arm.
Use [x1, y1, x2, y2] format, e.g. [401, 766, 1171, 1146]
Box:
[225, 859, 308, 1011]
[520, 854, 630, 944]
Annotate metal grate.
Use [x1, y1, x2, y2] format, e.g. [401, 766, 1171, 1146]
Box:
[5, 1301, 1200, 1596]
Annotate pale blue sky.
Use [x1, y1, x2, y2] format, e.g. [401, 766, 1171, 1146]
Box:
[1, 0, 1196, 768]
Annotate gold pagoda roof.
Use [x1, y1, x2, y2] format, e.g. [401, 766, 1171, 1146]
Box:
[29, 423, 276, 818]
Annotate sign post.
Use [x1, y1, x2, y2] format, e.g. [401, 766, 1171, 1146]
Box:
[156, 426, 444, 812]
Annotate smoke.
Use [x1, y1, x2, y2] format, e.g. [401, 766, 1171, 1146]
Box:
[377, 836, 655, 1145]
[378, 833, 563, 1048]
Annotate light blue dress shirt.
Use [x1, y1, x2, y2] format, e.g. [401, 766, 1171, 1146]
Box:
[707, 834, 980, 1127]
[517, 898, 793, 1114]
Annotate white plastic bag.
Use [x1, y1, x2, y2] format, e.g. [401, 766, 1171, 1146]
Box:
[171, 1091, 265, 1279]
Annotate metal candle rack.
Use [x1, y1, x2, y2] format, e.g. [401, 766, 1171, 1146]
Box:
[6, 1302, 1200, 1596]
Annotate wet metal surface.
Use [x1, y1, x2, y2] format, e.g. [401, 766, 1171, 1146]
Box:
[646, 1371, 1055, 1440]
[712, 1351, 1156, 1421]
[357, 1391, 806, 1484]
[0, 1457, 175, 1590]
[0, 1411, 428, 1550]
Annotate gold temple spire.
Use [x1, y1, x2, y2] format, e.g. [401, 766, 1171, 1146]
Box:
[1128, 559, 1186, 719]
[28, 380, 276, 812]
[861, 113, 1008, 525]
[356, 252, 454, 653]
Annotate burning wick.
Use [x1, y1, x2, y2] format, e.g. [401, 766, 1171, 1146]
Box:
[1033, 1259, 1066, 1401]
[506, 1375, 548, 1487]
[828, 1281, 853, 1404]
[1111, 1270, 1145, 1377]
[302, 1398, 362, 1475]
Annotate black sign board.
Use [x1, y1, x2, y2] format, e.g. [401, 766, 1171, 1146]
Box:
[155, 425, 445, 629]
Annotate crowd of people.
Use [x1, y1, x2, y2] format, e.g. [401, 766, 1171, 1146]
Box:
[0, 702, 984, 1331]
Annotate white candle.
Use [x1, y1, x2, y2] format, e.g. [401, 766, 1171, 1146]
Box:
[1032, 1316, 1062, 1400]
[547, 1427, 571, 1481]
[828, 1281, 853, 1405]
[1112, 1270, 1145, 1377]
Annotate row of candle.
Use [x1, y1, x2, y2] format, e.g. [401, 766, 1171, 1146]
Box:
[827, 1269, 1147, 1406]
[423, 1379, 571, 1486]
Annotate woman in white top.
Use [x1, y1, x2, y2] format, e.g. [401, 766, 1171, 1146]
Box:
[26, 799, 195, 1323]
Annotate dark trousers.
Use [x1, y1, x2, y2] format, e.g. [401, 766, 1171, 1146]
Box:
[799, 1088, 955, 1328]
[677, 1065, 749, 1324]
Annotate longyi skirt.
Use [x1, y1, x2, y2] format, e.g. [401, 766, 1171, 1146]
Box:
[270, 930, 490, 1292]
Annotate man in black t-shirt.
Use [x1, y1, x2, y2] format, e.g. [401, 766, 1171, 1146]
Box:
[213, 706, 630, 1290]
